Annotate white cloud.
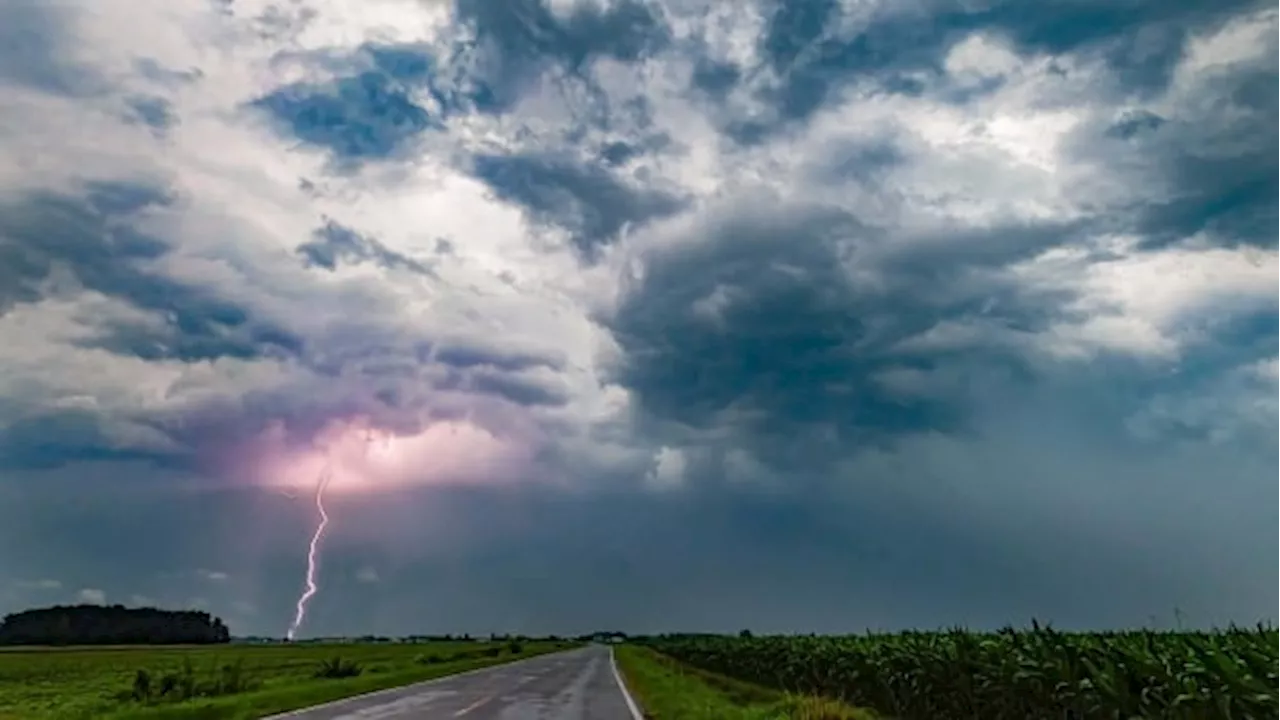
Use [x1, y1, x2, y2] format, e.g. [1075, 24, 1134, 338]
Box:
[197, 568, 230, 582]
[355, 566, 380, 583]
[1174, 6, 1278, 82]
[943, 33, 1021, 78]
[646, 446, 687, 490]
[1014, 237, 1278, 360]
[77, 588, 106, 604]
[1247, 357, 1278, 383]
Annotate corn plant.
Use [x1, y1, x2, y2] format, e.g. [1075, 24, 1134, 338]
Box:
[642, 624, 1278, 719]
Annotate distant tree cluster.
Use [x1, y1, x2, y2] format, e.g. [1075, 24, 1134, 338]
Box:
[578, 631, 627, 644]
[0, 604, 230, 645]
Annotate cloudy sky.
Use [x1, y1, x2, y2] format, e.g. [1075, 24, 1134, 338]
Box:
[0, 0, 1275, 638]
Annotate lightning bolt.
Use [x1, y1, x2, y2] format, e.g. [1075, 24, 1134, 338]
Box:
[285, 430, 386, 641]
[286, 458, 333, 641]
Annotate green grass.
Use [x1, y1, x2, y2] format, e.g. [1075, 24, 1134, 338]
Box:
[0, 640, 573, 720]
[614, 645, 875, 720]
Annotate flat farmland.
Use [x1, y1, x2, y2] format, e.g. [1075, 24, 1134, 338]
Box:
[0, 640, 571, 720]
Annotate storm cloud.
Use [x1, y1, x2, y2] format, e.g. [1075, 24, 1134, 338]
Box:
[0, 0, 1274, 637]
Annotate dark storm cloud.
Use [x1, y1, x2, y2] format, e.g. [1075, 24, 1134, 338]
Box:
[471, 152, 684, 256]
[252, 0, 671, 159]
[607, 205, 969, 461]
[599, 141, 640, 167]
[246, 0, 684, 180]
[79, 317, 578, 463]
[438, 368, 570, 408]
[77, 318, 299, 365]
[0, 411, 176, 471]
[689, 57, 741, 98]
[606, 184, 1274, 473]
[0, 182, 170, 315]
[431, 343, 565, 373]
[359, 44, 435, 83]
[1167, 309, 1277, 386]
[742, 0, 1278, 252]
[343, 42, 500, 117]
[251, 40, 488, 162]
[147, 349, 567, 460]
[298, 220, 432, 274]
[303, 335, 572, 413]
[253, 71, 437, 160]
[453, 0, 671, 113]
[874, 220, 1087, 283]
[599, 132, 1274, 629]
[1075, 308, 1277, 448]
[0, 319, 570, 475]
[1104, 109, 1166, 140]
[0, 182, 302, 361]
[1141, 86, 1275, 248]
[952, 0, 1265, 91]
[744, 0, 970, 131]
[292, 328, 565, 386]
[1064, 39, 1277, 250]
[730, 0, 1272, 138]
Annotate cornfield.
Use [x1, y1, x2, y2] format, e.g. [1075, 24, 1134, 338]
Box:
[642, 624, 1278, 719]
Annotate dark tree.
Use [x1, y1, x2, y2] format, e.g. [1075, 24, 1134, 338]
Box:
[0, 604, 231, 645]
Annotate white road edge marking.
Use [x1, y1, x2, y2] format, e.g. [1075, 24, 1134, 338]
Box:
[453, 694, 494, 716]
[609, 646, 644, 720]
[260, 647, 575, 719]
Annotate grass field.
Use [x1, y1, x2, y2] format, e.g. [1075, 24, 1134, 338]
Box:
[614, 645, 874, 720]
[0, 639, 572, 720]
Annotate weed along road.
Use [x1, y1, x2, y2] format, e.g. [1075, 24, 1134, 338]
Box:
[262, 644, 641, 720]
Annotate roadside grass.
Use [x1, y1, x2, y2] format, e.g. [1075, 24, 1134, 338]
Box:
[614, 645, 875, 720]
[0, 641, 572, 720]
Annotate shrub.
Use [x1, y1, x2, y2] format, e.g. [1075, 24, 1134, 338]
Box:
[120, 658, 258, 704]
[131, 669, 152, 701]
[314, 656, 363, 679]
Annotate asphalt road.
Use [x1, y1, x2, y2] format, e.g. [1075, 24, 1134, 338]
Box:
[262, 645, 642, 720]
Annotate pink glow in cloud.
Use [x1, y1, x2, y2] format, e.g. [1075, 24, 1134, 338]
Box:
[248, 416, 536, 496]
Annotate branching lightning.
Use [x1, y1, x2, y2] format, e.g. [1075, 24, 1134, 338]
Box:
[286, 458, 333, 641]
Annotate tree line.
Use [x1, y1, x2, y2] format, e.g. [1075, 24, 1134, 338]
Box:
[0, 604, 230, 645]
